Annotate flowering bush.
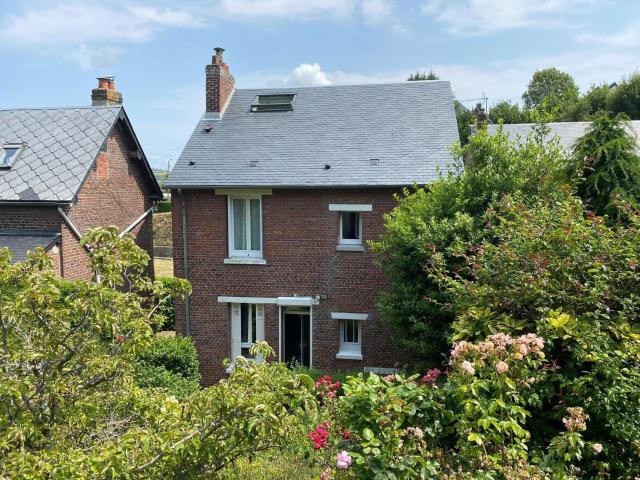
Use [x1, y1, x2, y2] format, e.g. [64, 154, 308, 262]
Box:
[448, 333, 547, 465]
[314, 375, 342, 403]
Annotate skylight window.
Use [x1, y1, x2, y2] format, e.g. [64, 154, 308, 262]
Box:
[251, 94, 295, 112]
[0, 144, 23, 169]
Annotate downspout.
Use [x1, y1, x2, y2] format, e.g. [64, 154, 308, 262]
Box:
[179, 189, 191, 336]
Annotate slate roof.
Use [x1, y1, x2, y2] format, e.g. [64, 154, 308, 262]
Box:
[0, 230, 60, 263]
[487, 120, 640, 151]
[0, 106, 162, 202]
[167, 81, 459, 188]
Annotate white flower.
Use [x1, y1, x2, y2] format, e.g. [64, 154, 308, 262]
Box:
[460, 360, 475, 375]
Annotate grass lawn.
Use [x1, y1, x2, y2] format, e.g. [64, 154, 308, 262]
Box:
[154, 257, 174, 277]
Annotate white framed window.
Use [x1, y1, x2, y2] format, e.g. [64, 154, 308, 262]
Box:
[0, 144, 23, 169]
[228, 196, 262, 258]
[338, 318, 362, 360]
[340, 212, 362, 245]
[231, 303, 265, 361]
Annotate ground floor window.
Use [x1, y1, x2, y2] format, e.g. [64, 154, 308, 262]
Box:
[338, 318, 362, 359]
[231, 303, 264, 361]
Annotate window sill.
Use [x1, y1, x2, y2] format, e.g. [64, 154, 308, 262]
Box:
[336, 352, 363, 360]
[224, 257, 267, 265]
[336, 244, 364, 252]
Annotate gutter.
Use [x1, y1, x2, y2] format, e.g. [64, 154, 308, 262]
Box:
[120, 206, 154, 237]
[178, 189, 191, 336]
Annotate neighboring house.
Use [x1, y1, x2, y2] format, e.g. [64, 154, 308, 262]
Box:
[487, 120, 640, 150]
[167, 48, 459, 383]
[0, 79, 163, 277]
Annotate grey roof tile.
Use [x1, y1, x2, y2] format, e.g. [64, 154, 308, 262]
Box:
[488, 121, 640, 151]
[0, 106, 121, 201]
[0, 230, 60, 263]
[167, 81, 459, 188]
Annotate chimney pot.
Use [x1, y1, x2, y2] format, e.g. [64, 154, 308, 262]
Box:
[92, 76, 123, 106]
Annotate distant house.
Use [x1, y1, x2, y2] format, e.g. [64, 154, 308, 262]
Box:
[487, 120, 640, 150]
[167, 48, 459, 383]
[0, 79, 163, 277]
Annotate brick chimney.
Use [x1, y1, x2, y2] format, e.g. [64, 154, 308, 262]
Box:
[205, 47, 235, 117]
[472, 102, 487, 130]
[91, 76, 123, 106]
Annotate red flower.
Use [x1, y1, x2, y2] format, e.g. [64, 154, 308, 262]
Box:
[340, 430, 351, 440]
[115, 334, 125, 343]
[309, 422, 330, 449]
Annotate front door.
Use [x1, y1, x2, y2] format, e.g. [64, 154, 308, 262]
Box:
[283, 308, 310, 367]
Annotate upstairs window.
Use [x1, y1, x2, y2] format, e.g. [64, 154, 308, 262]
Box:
[228, 196, 262, 258]
[251, 94, 295, 112]
[340, 212, 362, 245]
[0, 144, 23, 169]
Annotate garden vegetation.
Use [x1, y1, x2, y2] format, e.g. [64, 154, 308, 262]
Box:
[1, 114, 640, 478]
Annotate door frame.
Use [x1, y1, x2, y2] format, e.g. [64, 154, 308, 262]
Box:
[279, 305, 313, 367]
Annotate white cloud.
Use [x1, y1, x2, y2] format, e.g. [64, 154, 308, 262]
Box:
[361, 0, 394, 24]
[65, 44, 123, 70]
[423, 0, 600, 35]
[0, 3, 198, 46]
[216, 0, 357, 20]
[289, 63, 333, 86]
[576, 20, 640, 48]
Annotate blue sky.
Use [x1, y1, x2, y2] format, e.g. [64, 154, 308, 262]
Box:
[1, 0, 639, 169]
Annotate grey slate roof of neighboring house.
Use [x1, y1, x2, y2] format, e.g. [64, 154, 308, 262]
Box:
[0, 230, 60, 263]
[487, 120, 640, 151]
[0, 106, 162, 202]
[167, 81, 459, 188]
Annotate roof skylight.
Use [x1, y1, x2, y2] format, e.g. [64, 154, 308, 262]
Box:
[0, 144, 23, 169]
[251, 94, 295, 112]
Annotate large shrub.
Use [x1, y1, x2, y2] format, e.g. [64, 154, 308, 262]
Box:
[432, 196, 640, 477]
[372, 125, 567, 366]
[135, 336, 201, 398]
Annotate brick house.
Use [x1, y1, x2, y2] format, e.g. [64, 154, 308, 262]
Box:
[167, 48, 459, 383]
[0, 78, 163, 277]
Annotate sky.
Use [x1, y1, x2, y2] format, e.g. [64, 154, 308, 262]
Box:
[1, 0, 639, 170]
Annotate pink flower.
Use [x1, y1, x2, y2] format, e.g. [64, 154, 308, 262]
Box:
[421, 368, 441, 384]
[496, 361, 509, 374]
[460, 360, 475, 375]
[309, 422, 330, 449]
[320, 468, 332, 480]
[384, 374, 396, 382]
[519, 343, 528, 356]
[336, 451, 352, 470]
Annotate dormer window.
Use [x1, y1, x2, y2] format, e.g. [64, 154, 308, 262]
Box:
[251, 94, 295, 112]
[0, 144, 23, 169]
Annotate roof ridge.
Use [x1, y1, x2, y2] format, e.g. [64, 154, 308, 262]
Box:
[0, 105, 122, 112]
[235, 79, 450, 92]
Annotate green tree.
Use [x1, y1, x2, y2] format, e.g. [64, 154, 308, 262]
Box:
[522, 68, 580, 117]
[455, 100, 476, 145]
[372, 126, 567, 366]
[581, 83, 612, 117]
[488, 100, 530, 124]
[408, 69, 439, 81]
[568, 113, 640, 220]
[608, 72, 640, 119]
[0, 229, 314, 479]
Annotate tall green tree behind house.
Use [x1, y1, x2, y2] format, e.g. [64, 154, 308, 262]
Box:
[408, 70, 439, 81]
[488, 100, 530, 124]
[522, 67, 580, 118]
[609, 72, 640, 119]
[373, 126, 567, 365]
[568, 113, 640, 221]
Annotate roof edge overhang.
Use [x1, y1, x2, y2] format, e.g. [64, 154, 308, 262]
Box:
[0, 199, 71, 207]
[165, 183, 424, 190]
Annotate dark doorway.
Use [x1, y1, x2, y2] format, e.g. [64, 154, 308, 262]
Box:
[283, 308, 310, 367]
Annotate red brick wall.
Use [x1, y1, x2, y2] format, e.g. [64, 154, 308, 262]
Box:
[62, 124, 155, 279]
[0, 205, 60, 231]
[172, 188, 405, 383]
